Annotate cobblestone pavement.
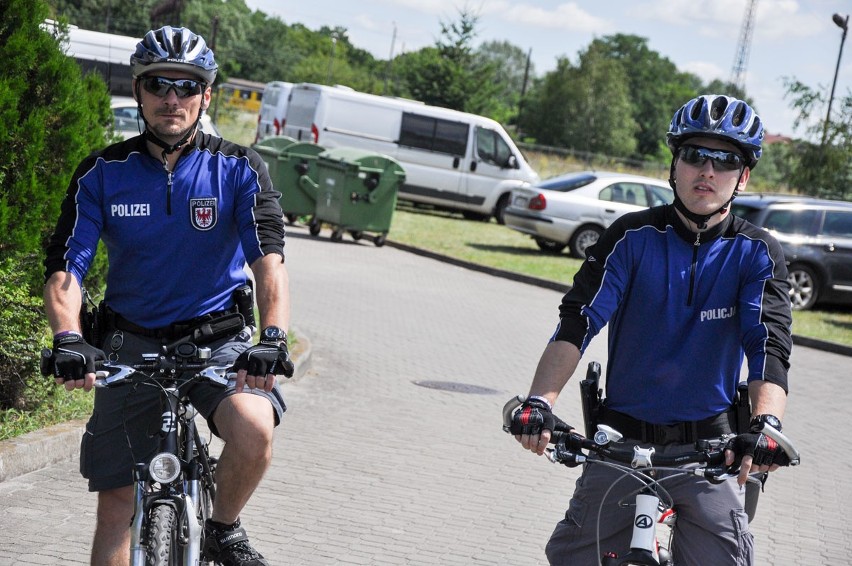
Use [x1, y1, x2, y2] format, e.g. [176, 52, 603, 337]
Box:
[1, 224, 849, 565]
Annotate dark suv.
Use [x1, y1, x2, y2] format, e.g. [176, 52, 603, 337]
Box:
[730, 194, 852, 310]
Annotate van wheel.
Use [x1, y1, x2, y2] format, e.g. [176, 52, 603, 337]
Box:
[787, 264, 820, 310]
[494, 194, 511, 225]
[569, 225, 603, 259]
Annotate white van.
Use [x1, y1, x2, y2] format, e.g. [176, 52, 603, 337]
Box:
[43, 19, 138, 97]
[281, 83, 539, 222]
[255, 81, 293, 143]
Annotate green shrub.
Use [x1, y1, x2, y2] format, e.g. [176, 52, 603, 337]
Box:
[0, 255, 50, 410]
[0, 1, 112, 293]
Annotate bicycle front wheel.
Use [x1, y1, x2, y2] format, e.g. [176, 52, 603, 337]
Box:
[146, 503, 179, 566]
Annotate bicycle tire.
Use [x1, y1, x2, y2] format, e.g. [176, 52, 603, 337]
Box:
[146, 504, 179, 566]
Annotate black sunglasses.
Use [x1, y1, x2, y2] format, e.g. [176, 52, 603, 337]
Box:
[141, 76, 206, 98]
[678, 145, 745, 172]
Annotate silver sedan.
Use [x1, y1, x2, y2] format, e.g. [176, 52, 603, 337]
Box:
[504, 171, 674, 258]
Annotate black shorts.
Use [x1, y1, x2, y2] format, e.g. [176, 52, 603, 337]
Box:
[80, 329, 286, 492]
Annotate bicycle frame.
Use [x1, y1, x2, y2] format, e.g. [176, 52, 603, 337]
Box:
[128, 381, 213, 565]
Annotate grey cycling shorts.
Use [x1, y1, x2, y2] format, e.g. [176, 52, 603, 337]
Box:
[545, 444, 754, 565]
[79, 329, 286, 492]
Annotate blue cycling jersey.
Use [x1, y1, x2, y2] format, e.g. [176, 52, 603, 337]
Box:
[553, 205, 792, 425]
[44, 133, 285, 328]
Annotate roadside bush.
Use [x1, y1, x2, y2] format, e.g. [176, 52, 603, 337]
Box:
[0, 255, 50, 410]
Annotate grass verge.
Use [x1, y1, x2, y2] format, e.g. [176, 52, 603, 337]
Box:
[388, 204, 852, 348]
[0, 387, 92, 442]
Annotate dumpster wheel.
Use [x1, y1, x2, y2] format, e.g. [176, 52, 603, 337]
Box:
[309, 219, 322, 237]
[374, 233, 387, 247]
[349, 230, 363, 241]
[331, 228, 344, 242]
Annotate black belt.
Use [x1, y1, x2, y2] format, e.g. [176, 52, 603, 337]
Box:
[110, 306, 239, 341]
[598, 407, 735, 445]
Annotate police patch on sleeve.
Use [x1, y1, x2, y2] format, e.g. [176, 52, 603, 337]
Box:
[190, 198, 218, 230]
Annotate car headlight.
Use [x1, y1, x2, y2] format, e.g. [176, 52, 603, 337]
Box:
[149, 453, 182, 484]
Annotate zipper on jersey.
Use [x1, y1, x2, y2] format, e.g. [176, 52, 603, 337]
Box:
[687, 231, 701, 306]
[161, 151, 173, 215]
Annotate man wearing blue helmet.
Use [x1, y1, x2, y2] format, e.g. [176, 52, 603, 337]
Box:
[43, 26, 290, 565]
[509, 95, 793, 564]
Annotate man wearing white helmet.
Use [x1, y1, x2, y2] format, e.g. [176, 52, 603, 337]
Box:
[509, 95, 794, 564]
[44, 26, 289, 565]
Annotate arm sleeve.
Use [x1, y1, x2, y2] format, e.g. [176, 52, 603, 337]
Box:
[741, 235, 793, 392]
[236, 148, 286, 265]
[43, 155, 104, 284]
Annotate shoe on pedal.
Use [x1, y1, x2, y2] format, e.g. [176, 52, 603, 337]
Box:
[203, 518, 269, 566]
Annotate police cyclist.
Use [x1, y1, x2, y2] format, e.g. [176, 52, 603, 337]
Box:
[44, 26, 292, 566]
[510, 94, 794, 565]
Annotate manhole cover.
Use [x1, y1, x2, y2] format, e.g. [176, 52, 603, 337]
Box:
[412, 380, 501, 395]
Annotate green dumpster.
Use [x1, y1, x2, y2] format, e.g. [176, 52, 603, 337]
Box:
[275, 142, 326, 225]
[252, 135, 297, 195]
[313, 147, 406, 247]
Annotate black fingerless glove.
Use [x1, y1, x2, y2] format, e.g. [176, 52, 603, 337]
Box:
[726, 432, 791, 467]
[510, 398, 569, 436]
[51, 333, 106, 381]
[232, 342, 294, 378]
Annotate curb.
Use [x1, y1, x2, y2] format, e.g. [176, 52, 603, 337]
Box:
[385, 238, 852, 358]
[0, 328, 313, 483]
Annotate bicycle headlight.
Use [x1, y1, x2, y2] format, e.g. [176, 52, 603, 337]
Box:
[149, 453, 182, 483]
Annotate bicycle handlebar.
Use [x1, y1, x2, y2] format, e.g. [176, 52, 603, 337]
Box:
[41, 343, 236, 388]
[502, 395, 801, 477]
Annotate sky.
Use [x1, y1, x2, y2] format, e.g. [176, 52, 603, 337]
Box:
[243, 0, 852, 140]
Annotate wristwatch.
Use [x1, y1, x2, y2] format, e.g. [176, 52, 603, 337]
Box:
[750, 414, 782, 432]
[260, 325, 287, 345]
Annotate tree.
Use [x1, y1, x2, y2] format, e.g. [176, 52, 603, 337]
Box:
[521, 47, 637, 157]
[474, 40, 533, 126]
[782, 78, 851, 199]
[590, 34, 699, 159]
[0, 1, 112, 277]
[0, 0, 112, 409]
[399, 8, 497, 112]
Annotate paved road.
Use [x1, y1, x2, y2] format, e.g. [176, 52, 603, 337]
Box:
[1, 224, 849, 565]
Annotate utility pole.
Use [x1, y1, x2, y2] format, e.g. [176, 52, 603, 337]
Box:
[383, 22, 397, 95]
[822, 13, 849, 147]
[516, 47, 532, 137]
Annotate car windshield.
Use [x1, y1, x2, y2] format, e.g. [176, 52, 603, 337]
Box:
[537, 173, 597, 192]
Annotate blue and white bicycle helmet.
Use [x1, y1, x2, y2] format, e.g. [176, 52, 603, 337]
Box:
[666, 95, 763, 168]
[130, 26, 218, 84]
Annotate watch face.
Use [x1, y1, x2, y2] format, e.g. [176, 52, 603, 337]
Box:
[262, 326, 282, 341]
[763, 415, 781, 429]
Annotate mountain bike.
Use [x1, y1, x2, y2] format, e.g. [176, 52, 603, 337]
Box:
[42, 340, 233, 566]
[502, 395, 800, 566]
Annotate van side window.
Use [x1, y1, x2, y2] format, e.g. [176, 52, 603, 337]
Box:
[399, 112, 468, 156]
[475, 127, 512, 167]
